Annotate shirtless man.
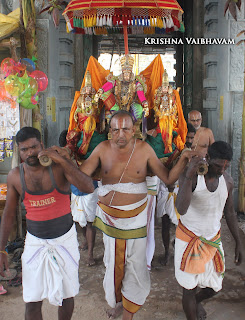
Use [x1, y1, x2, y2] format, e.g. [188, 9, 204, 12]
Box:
[80, 110, 196, 320]
[188, 110, 214, 156]
[0, 127, 94, 320]
[175, 141, 242, 320]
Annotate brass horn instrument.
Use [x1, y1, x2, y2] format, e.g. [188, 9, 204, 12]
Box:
[197, 158, 209, 175]
[39, 155, 52, 166]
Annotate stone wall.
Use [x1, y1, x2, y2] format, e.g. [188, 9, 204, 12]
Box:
[203, 0, 245, 208]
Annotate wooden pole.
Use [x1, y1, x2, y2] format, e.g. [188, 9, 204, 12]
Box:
[123, 25, 129, 55]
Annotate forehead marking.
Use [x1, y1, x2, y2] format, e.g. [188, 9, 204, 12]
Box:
[113, 117, 129, 129]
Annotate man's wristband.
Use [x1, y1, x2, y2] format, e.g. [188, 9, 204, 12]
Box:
[184, 175, 192, 181]
[0, 250, 8, 256]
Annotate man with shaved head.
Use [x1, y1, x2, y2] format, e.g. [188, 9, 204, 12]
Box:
[80, 110, 197, 320]
[188, 110, 215, 157]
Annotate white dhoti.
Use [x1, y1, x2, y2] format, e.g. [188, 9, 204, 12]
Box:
[71, 188, 98, 227]
[146, 176, 159, 270]
[94, 197, 150, 314]
[22, 224, 80, 306]
[157, 180, 179, 225]
[175, 238, 224, 292]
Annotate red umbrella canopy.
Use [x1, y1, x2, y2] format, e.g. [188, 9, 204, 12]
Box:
[63, 0, 184, 35]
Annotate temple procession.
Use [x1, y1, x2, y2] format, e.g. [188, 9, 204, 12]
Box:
[0, 0, 245, 319]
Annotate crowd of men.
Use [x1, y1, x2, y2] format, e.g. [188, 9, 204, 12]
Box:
[0, 110, 243, 320]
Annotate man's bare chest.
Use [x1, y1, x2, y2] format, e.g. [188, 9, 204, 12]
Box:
[101, 153, 147, 179]
[193, 133, 209, 148]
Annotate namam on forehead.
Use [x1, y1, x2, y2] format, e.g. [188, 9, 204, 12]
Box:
[110, 114, 134, 129]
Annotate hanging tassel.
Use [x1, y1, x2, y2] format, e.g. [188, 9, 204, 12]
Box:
[102, 15, 107, 26]
[169, 15, 174, 28]
[99, 16, 103, 27]
[162, 17, 166, 29]
[92, 15, 96, 26]
[88, 16, 92, 28]
[108, 15, 113, 27]
[96, 15, 100, 26]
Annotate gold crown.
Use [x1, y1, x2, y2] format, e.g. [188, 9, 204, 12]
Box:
[120, 54, 134, 72]
[162, 69, 169, 87]
[85, 71, 92, 87]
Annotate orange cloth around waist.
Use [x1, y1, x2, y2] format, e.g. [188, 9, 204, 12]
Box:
[176, 221, 224, 274]
[97, 200, 147, 219]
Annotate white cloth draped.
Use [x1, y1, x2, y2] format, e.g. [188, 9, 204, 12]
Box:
[175, 238, 224, 291]
[22, 224, 80, 306]
[103, 233, 150, 308]
[145, 176, 159, 270]
[71, 188, 98, 227]
[97, 181, 148, 196]
[157, 180, 179, 225]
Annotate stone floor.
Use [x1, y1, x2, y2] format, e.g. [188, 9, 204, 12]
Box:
[1, 217, 245, 320]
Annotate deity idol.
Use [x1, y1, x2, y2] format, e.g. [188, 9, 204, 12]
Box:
[66, 71, 106, 161]
[96, 54, 149, 138]
[153, 69, 186, 155]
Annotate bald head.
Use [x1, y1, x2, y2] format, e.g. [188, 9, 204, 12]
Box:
[188, 110, 202, 130]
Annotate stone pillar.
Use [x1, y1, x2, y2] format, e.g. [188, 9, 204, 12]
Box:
[203, 0, 218, 130]
[203, 0, 245, 208]
[36, 14, 76, 146]
[183, 0, 193, 118]
[228, 3, 245, 207]
[192, 0, 204, 117]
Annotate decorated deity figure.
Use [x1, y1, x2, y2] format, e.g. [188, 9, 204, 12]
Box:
[96, 54, 149, 138]
[153, 69, 186, 155]
[66, 71, 106, 161]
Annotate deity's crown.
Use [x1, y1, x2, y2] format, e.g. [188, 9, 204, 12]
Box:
[162, 69, 169, 87]
[85, 71, 92, 87]
[120, 54, 134, 72]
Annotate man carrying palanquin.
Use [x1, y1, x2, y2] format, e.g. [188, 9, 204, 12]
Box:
[0, 127, 94, 320]
[80, 110, 197, 320]
[175, 141, 242, 320]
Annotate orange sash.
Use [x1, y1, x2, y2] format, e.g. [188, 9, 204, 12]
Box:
[176, 221, 224, 274]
